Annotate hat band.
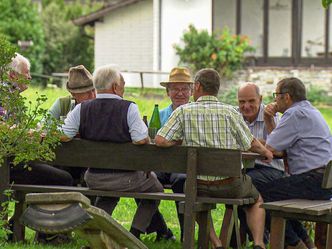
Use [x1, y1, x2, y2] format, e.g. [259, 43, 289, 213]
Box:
[67, 82, 93, 90]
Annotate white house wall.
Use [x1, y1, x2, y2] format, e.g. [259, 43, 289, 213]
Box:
[161, 0, 212, 71]
[94, 0, 154, 75]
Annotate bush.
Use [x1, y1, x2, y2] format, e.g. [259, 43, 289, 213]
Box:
[0, 36, 61, 167]
[0, 0, 45, 74]
[174, 25, 254, 78]
[307, 85, 332, 105]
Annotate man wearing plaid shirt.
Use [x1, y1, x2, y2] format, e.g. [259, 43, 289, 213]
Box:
[155, 68, 273, 249]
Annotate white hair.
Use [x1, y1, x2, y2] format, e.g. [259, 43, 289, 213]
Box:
[93, 64, 121, 91]
[10, 53, 30, 74]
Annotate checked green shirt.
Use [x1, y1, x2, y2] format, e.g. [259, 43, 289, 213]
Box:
[157, 95, 253, 181]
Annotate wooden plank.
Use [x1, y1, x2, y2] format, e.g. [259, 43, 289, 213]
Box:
[270, 216, 285, 249]
[183, 148, 198, 249]
[47, 139, 249, 178]
[269, 210, 332, 223]
[197, 147, 242, 177]
[262, 199, 304, 210]
[322, 160, 332, 189]
[263, 199, 332, 215]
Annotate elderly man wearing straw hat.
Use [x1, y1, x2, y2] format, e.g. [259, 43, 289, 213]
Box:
[157, 67, 193, 242]
[48, 65, 96, 121]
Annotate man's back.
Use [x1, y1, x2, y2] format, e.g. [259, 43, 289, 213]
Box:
[159, 95, 253, 150]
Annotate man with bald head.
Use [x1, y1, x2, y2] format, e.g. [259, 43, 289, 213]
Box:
[237, 83, 284, 189]
[234, 83, 285, 246]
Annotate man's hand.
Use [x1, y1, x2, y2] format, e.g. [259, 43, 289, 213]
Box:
[264, 103, 278, 134]
[262, 148, 273, 163]
[132, 137, 149, 145]
[155, 135, 178, 147]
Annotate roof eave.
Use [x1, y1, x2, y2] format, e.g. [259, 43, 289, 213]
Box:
[72, 0, 143, 26]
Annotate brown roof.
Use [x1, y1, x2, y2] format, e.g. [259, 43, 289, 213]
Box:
[73, 0, 144, 26]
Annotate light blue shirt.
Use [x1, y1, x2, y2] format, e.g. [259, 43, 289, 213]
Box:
[242, 104, 284, 171]
[61, 93, 148, 142]
[267, 100, 332, 175]
[159, 104, 173, 126]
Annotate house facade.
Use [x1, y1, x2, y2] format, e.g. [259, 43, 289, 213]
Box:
[74, 0, 332, 92]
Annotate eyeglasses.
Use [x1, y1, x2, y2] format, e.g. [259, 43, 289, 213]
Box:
[169, 87, 191, 94]
[272, 92, 287, 98]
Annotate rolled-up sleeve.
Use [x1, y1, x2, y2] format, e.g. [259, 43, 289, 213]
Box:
[157, 109, 183, 141]
[61, 104, 81, 138]
[127, 103, 148, 142]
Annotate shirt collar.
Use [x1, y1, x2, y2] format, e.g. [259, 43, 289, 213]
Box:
[96, 93, 122, 100]
[196, 95, 219, 102]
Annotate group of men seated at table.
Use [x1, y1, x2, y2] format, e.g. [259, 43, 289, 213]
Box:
[5, 53, 332, 249]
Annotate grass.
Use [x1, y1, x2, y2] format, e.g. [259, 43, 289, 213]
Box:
[3, 86, 331, 248]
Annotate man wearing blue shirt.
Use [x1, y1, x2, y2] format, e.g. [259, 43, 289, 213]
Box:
[158, 67, 193, 241]
[263, 77, 332, 249]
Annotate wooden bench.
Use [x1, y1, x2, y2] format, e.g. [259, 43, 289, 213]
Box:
[0, 138, 261, 248]
[262, 161, 332, 249]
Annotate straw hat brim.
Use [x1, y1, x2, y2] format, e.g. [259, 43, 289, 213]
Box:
[160, 81, 193, 87]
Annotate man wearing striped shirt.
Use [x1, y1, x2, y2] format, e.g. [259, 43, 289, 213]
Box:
[236, 83, 285, 245]
[155, 68, 273, 249]
[238, 83, 284, 193]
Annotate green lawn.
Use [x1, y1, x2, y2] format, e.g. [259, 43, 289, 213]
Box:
[3, 86, 331, 248]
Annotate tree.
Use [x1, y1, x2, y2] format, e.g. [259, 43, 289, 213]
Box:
[322, 0, 332, 8]
[0, 0, 45, 74]
[41, 1, 95, 76]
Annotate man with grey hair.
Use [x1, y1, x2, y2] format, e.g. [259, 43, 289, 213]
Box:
[61, 65, 171, 240]
[155, 68, 273, 249]
[8, 52, 31, 92]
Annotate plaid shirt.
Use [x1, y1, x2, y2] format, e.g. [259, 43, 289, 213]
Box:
[157, 95, 253, 180]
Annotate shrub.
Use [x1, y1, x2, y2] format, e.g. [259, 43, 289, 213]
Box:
[0, 36, 61, 167]
[174, 25, 254, 78]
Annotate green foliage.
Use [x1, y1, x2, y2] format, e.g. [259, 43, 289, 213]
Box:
[0, 0, 45, 74]
[41, 2, 94, 75]
[322, 0, 332, 8]
[0, 190, 15, 243]
[174, 25, 255, 77]
[0, 36, 61, 167]
[307, 85, 332, 105]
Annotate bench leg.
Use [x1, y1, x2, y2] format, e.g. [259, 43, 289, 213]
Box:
[220, 206, 234, 248]
[197, 210, 211, 249]
[270, 216, 285, 249]
[232, 205, 242, 249]
[326, 224, 332, 249]
[13, 192, 25, 242]
[315, 222, 327, 249]
[183, 210, 196, 249]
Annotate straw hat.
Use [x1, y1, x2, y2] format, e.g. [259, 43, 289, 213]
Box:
[160, 67, 193, 87]
[66, 65, 94, 94]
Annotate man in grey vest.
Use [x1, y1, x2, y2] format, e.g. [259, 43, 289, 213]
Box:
[61, 65, 172, 240]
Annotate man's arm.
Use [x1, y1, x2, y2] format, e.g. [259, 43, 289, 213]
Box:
[264, 103, 278, 134]
[60, 104, 81, 142]
[127, 103, 149, 145]
[133, 137, 149, 145]
[155, 135, 181, 147]
[265, 144, 285, 158]
[249, 137, 273, 163]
